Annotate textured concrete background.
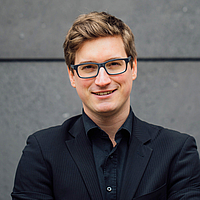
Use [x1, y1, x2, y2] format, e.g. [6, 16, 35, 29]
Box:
[1, 0, 200, 58]
[0, 0, 200, 199]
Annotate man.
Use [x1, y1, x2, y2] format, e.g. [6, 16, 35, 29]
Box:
[12, 11, 200, 200]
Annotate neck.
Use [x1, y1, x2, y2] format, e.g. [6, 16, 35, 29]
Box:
[84, 106, 130, 144]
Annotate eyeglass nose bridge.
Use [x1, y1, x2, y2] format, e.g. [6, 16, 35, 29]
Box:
[96, 63, 109, 77]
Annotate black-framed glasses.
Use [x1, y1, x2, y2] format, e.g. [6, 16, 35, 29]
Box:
[70, 56, 132, 79]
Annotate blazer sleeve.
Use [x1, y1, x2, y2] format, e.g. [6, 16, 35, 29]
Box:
[11, 134, 54, 200]
[168, 135, 200, 199]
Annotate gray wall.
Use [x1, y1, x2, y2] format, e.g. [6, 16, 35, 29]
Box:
[1, 0, 200, 199]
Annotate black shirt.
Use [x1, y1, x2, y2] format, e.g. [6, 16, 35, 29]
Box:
[82, 109, 133, 200]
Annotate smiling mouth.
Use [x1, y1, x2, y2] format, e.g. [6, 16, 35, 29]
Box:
[93, 90, 116, 96]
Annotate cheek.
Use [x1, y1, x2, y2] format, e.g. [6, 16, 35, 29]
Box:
[117, 73, 133, 86]
[124, 81, 133, 93]
[74, 78, 92, 94]
[120, 75, 133, 94]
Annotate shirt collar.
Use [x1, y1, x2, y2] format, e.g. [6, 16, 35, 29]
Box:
[82, 107, 133, 137]
[82, 110, 99, 135]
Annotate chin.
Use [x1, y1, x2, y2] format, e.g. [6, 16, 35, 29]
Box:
[95, 105, 118, 115]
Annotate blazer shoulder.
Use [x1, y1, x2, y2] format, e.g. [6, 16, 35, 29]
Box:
[134, 115, 193, 144]
[31, 114, 82, 143]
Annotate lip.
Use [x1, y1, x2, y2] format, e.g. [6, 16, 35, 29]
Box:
[92, 89, 117, 96]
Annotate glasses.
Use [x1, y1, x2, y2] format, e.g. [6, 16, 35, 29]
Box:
[70, 56, 132, 79]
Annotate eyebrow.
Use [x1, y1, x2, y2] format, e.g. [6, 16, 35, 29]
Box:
[76, 57, 123, 65]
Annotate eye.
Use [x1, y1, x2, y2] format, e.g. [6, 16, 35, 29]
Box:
[80, 64, 97, 71]
[106, 61, 122, 68]
[111, 61, 121, 66]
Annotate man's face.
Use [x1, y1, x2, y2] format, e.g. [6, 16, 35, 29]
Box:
[68, 36, 137, 118]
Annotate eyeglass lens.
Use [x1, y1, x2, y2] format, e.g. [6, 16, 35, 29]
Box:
[78, 59, 127, 78]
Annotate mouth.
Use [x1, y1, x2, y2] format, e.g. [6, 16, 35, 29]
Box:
[92, 89, 116, 96]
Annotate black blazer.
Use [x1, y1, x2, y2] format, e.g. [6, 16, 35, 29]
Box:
[12, 114, 200, 200]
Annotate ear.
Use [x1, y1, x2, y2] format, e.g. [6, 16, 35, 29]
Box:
[67, 67, 76, 88]
[132, 58, 137, 81]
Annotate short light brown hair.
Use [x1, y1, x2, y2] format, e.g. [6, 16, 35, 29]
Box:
[63, 11, 137, 69]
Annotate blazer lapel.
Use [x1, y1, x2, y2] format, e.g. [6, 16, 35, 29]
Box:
[65, 117, 103, 200]
[119, 116, 153, 200]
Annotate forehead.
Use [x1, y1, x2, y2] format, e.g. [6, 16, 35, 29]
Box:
[74, 36, 127, 64]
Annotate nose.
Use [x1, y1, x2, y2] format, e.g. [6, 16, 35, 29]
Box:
[95, 67, 111, 87]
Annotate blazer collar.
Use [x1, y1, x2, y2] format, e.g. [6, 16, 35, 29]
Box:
[119, 115, 153, 200]
[132, 113, 152, 144]
[65, 116, 103, 200]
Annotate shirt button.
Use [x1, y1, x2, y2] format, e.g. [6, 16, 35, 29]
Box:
[107, 186, 112, 192]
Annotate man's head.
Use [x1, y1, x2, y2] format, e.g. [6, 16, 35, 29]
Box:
[63, 11, 137, 70]
[63, 11, 137, 118]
